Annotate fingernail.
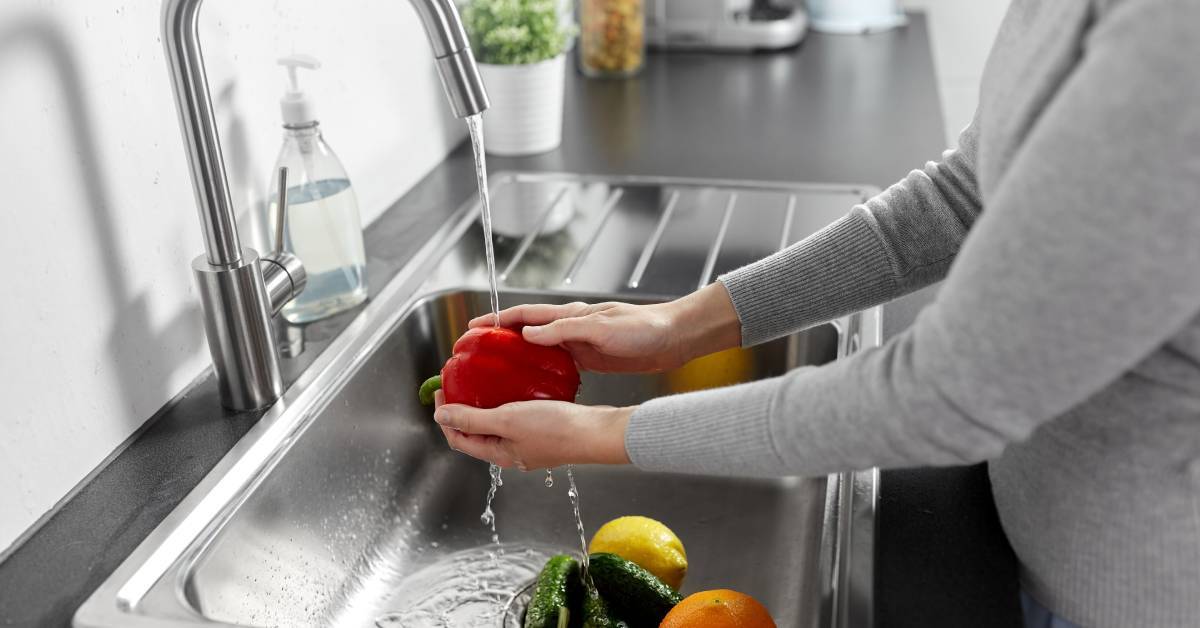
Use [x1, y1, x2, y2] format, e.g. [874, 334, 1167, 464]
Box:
[434, 409, 450, 425]
[524, 326, 542, 336]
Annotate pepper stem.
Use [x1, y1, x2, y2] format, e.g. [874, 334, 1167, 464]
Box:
[418, 375, 442, 406]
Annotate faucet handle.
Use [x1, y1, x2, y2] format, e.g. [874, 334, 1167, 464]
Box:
[261, 166, 306, 315]
[273, 166, 289, 256]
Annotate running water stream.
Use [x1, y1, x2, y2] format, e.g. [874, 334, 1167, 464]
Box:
[466, 114, 506, 548]
[566, 465, 594, 589]
[466, 114, 502, 328]
[480, 463, 503, 545]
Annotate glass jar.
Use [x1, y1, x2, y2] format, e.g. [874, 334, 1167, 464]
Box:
[579, 0, 645, 77]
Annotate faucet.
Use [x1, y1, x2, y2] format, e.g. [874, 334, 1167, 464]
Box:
[161, 0, 489, 410]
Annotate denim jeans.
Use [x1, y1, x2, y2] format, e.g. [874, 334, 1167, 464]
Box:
[1022, 591, 1082, 628]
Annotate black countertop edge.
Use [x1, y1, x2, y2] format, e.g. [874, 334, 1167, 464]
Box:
[0, 14, 1021, 627]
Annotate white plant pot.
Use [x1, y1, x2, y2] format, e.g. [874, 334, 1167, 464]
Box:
[490, 179, 575, 238]
[477, 55, 566, 156]
[806, 0, 907, 34]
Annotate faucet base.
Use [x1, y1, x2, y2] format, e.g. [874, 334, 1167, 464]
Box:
[193, 248, 284, 411]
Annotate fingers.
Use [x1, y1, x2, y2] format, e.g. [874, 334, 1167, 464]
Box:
[435, 403, 506, 437]
[442, 427, 518, 468]
[432, 389, 445, 409]
[467, 302, 593, 329]
[523, 316, 597, 346]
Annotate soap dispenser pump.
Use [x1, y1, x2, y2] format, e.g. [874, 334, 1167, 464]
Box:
[268, 54, 368, 324]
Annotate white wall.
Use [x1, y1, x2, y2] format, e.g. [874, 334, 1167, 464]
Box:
[901, 0, 1011, 145]
[0, 0, 464, 554]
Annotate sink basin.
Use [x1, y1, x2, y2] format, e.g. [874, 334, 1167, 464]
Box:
[77, 173, 880, 628]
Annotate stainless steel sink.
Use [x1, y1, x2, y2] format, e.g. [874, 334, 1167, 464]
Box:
[77, 173, 880, 628]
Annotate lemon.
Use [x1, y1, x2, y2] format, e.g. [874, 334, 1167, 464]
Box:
[666, 347, 754, 393]
[588, 515, 687, 590]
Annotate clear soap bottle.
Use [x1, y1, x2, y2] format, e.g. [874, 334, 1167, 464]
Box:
[268, 54, 367, 324]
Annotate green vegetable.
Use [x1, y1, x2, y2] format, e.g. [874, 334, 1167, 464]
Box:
[418, 375, 442, 406]
[588, 553, 682, 627]
[462, 0, 575, 66]
[525, 554, 582, 628]
[582, 590, 629, 628]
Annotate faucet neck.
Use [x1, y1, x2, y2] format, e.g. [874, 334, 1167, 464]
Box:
[162, 0, 242, 267]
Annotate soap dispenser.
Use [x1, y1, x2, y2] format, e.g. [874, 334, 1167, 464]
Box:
[267, 54, 368, 324]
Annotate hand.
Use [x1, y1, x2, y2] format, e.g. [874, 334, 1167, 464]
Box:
[467, 282, 743, 374]
[433, 390, 632, 470]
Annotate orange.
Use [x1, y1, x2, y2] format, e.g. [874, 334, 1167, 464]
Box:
[659, 589, 776, 628]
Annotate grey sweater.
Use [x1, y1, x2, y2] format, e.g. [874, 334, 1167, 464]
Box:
[626, 1, 1200, 625]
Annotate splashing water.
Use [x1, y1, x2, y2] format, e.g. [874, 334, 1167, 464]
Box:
[374, 543, 554, 628]
[465, 114, 501, 328]
[544, 469, 554, 488]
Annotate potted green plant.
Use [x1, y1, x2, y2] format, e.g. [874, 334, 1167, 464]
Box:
[463, 0, 574, 155]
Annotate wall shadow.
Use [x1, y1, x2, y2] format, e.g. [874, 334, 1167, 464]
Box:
[215, 79, 273, 254]
[0, 14, 203, 557]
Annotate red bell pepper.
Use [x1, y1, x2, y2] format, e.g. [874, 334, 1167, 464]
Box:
[419, 326, 580, 409]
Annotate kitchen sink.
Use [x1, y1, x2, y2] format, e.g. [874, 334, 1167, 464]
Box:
[76, 173, 880, 628]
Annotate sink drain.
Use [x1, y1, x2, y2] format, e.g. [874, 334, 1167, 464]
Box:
[500, 578, 535, 626]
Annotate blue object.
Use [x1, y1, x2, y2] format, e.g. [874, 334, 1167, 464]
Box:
[1022, 591, 1082, 628]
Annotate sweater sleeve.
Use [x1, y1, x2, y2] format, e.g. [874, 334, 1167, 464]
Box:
[719, 113, 983, 346]
[627, 0, 1200, 477]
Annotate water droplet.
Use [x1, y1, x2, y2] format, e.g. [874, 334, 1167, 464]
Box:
[544, 469, 554, 487]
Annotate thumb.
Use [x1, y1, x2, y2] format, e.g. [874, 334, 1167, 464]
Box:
[523, 316, 594, 346]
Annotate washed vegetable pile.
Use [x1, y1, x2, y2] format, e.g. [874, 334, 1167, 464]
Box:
[525, 516, 776, 628]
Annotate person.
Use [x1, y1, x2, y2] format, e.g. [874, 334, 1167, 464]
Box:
[431, 0, 1200, 626]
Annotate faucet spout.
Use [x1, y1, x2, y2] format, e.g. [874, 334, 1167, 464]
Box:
[408, 0, 490, 118]
[161, 0, 488, 410]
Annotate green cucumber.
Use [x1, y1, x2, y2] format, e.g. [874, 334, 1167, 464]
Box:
[525, 554, 582, 628]
[582, 591, 629, 628]
[588, 553, 682, 627]
[418, 375, 442, 406]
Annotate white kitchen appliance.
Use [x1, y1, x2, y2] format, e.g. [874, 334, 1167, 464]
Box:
[646, 0, 809, 51]
[806, 0, 907, 34]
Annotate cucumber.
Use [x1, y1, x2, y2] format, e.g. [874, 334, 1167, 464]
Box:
[588, 553, 682, 627]
[582, 591, 629, 628]
[525, 554, 582, 628]
[418, 375, 441, 406]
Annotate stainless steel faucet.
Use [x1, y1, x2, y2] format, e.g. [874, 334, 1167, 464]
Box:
[161, 0, 489, 410]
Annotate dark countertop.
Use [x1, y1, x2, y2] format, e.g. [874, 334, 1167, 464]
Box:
[0, 13, 1020, 627]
